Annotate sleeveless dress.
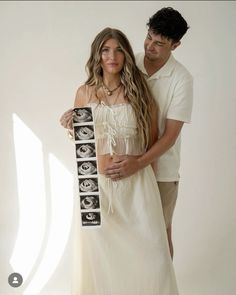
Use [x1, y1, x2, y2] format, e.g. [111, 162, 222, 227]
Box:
[72, 100, 179, 295]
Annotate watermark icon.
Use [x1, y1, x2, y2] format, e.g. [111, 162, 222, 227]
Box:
[8, 272, 23, 288]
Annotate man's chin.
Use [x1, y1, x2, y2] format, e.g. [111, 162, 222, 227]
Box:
[145, 52, 158, 61]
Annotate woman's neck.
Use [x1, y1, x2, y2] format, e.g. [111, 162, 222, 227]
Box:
[102, 74, 121, 89]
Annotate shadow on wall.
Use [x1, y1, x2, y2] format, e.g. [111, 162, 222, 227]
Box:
[2, 113, 74, 295]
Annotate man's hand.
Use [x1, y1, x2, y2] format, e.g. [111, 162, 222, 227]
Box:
[105, 155, 142, 180]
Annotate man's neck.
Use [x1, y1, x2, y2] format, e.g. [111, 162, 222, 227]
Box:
[144, 54, 170, 77]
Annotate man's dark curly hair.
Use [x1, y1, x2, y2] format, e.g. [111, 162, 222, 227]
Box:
[147, 7, 189, 43]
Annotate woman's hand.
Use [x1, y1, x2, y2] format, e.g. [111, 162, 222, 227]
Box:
[60, 108, 74, 130]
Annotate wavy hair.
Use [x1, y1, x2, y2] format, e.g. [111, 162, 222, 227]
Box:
[147, 7, 189, 42]
[85, 27, 157, 150]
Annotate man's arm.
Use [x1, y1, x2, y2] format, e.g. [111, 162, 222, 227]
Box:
[105, 119, 184, 180]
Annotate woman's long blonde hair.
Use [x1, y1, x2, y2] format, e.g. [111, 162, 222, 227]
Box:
[85, 27, 157, 150]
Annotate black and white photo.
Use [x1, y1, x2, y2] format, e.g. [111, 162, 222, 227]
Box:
[77, 160, 97, 176]
[76, 143, 96, 158]
[81, 211, 101, 226]
[73, 107, 93, 123]
[80, 195, 100, 210]
[79, 177, 99, 193]
[74, 125, 95, 141]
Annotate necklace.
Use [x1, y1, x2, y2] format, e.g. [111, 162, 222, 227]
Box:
[102, 83, 122, 106]
[102, 82, 121, 96]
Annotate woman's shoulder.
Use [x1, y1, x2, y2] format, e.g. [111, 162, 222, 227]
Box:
[74, 84, 95, 107]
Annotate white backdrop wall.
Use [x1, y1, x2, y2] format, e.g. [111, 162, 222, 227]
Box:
[1, 1, 236, 295]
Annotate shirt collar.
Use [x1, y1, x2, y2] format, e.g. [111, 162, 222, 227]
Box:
[141, 53, 176, 80]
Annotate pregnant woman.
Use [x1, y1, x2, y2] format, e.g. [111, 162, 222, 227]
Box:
[60, 27, 179, 295]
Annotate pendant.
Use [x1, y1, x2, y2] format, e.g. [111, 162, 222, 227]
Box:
[107, 91, 112, 96]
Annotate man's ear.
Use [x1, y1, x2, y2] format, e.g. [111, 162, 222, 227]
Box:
[171, 41, 181, 51]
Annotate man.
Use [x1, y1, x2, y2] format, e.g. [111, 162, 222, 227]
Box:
[105, 7, 193, 259]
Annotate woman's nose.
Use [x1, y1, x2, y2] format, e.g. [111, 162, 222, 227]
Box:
[108, 50, 115, 59]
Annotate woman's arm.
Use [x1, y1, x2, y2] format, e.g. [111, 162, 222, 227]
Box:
[74, 84, 88, 108]
[60, 84, 88, 132]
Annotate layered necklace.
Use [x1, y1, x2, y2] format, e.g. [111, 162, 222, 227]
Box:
[102, 82, 121, 96]
[102, 82, 122, 106]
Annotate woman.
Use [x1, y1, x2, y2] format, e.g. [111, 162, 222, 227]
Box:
[60, 27, 179, 295]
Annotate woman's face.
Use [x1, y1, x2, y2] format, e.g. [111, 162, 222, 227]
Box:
[100, 38, 125, 76]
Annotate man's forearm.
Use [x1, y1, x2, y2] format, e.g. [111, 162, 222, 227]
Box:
[138, 119, 184, 169]
[138, 134, 176, 169]
[105, 120, 183, 180]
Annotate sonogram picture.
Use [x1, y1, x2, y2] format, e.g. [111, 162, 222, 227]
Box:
[73, 107, 101, 227]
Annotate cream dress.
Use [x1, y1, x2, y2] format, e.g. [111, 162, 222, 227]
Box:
[72, 101, 179, 295]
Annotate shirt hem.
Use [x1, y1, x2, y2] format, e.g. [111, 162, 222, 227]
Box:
[156, 176, 180, 182]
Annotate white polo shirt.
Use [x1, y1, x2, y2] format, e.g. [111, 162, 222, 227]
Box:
[135, 52, 193, 181]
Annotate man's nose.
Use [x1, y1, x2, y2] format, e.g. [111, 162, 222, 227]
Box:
[147, 42, 155, 50]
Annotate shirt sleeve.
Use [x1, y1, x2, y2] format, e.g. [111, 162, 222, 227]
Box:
[167, 74, 193, 123]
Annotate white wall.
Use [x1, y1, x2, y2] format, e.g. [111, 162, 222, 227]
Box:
[1, 1, 236, 295]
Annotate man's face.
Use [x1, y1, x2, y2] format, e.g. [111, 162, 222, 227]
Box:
[144, 30, 180, 62]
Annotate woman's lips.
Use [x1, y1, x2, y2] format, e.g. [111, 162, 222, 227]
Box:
[107, 63, 118, 66]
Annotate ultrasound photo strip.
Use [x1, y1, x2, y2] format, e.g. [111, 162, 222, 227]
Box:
[73, 107, 101, 227]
